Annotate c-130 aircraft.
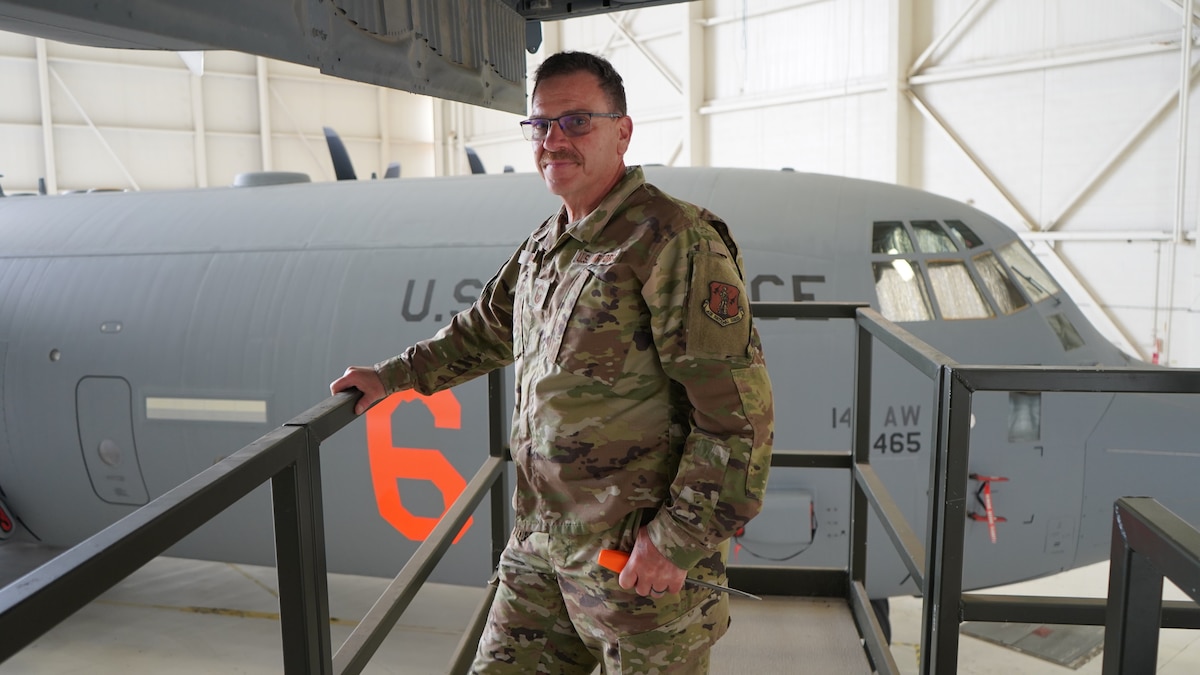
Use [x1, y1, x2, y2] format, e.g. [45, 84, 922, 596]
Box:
[0, 161, 1196, 603]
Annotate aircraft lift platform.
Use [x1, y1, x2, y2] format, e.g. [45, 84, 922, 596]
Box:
[2, 302, 1200, 674]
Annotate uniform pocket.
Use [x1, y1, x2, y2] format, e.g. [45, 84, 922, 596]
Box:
[554, 270, 640, 386]
[616, 595, 730, 673]
[732, 364, 773, 499]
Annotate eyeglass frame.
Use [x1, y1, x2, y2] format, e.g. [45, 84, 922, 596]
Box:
[518, 112, 624, 142]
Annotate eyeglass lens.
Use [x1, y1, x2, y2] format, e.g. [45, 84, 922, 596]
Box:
[522, 114, 597, 141]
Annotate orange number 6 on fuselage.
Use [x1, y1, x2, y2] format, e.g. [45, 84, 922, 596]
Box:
[366, 390, 473, 543]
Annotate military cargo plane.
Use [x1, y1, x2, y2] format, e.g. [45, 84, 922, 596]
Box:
[0, 165, 1195, 602]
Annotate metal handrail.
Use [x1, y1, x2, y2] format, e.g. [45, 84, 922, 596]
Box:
[0, 370, 511, 675]
[0, 392, 358, 670]
[1103, 497, 1200, 673]
[4, 299, 1200, 675]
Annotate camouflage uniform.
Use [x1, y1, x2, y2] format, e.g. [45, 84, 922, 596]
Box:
[375, 166, 774, 674]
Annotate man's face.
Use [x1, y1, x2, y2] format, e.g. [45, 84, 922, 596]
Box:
[529, 71, 632, 219]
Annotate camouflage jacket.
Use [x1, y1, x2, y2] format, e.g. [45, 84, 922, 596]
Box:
[376, 166, 774, 570]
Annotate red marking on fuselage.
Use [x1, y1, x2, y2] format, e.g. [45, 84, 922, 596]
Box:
[366, 390, 472, 543]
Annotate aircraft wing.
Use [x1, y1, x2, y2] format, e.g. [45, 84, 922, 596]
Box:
[0, 0, 690, 114]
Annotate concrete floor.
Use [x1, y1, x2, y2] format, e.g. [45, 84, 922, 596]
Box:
[888, 561, 1200, 674]
[2, 552, 1198, 674]
[0, 554, 871, 674]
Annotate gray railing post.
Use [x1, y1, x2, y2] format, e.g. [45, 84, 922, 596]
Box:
[848, 316, 873, 586]
[1103, 498, 1169, 674]
[273, 425, 333, 674]
[921, 367, 972, 674]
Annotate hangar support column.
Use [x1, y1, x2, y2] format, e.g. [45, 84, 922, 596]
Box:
[886, 0, 913, 187]
[681, 2, 707, 167]
[34, 38, 57, 195]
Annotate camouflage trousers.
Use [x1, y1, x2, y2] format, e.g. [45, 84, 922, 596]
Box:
[470, 512, 730, 675]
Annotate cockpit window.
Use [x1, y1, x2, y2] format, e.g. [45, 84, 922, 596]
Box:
[870, 220, 1054, 323]
[873, 260, 933, 321]
[1047, 313, 1085, 351]
[997, 241, 1059, 302]
[944, 220, 983, 249]
[973, 252, 1028, 315]
[927, 261, 993, 319]
[872, 222, 915, 254]
[911, 221, 958, 253]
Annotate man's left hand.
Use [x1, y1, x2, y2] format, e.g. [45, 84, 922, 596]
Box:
[618, 526, 687, 598]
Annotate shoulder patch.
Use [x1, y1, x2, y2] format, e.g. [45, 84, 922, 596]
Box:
[703, 281, 745, 326]
[686, 250, 751, 361]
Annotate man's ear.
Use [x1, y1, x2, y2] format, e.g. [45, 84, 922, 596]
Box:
[617, 115, 633, 154]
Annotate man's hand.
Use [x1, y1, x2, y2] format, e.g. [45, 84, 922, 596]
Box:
[330, 366, 386, 415]
[617, 526, 687, 598]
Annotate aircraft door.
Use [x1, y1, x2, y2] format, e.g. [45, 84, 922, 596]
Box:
[76, 376, 149, 505]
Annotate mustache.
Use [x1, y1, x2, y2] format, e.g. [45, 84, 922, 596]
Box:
[541, 151, 581, 164]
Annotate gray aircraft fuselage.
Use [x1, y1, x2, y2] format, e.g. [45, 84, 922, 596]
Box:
[0, 167, 1193, 597]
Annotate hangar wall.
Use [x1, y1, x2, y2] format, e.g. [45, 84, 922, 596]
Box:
[465, 0, 1200, 369]
[0, 0, 1196, 368]
[0, 33, 438, 191]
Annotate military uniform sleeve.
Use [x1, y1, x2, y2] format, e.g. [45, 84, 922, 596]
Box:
[374, 243, 524, 396]
[643, 221, 775, 571]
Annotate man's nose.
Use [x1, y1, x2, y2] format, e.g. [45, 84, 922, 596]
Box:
[541, 121, 570, 149]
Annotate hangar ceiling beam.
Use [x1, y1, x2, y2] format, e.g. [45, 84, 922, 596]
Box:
[910, 0, 995, 76]
[904, 89, 1038, 231]
[699, 81, 886, 116]
[1160, 0, 1200, 29]
[1050, 59, 1200, 232]
[49, 64, 139, 190]
[906, 48, 1147, 359]
[606, 12, 681, 94]
[910, 34, 1182, 86]
[268, 85, 332, 182]
[902, 1, 1180, 363]
[699, 0, 830, 28]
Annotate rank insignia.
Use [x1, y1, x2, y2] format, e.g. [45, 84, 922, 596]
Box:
[703, 281, 745, 326]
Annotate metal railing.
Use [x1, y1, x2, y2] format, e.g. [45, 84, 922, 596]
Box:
[3, 300, 1200, 674]
[0, 369, 512, 675]
[1103, 497, 1200, 673]
[834, 304, 1200, 674]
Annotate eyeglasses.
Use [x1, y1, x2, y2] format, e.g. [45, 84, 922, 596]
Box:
[519, 113, 623, 141]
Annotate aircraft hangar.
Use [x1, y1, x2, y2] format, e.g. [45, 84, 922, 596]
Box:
[2, 2, 1200, 674]
[0, 0, 1195, 368]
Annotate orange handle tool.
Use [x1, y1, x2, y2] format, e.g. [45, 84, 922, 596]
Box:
[597, 549, 761, 601]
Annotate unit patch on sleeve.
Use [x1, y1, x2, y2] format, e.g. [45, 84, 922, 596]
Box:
[703, 281, 745, 326]
[686, 250, 752, 360]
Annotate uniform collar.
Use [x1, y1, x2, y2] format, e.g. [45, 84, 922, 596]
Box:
[533, 166, 645, 249]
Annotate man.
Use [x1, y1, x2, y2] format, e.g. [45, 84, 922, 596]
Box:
[331, 51, 773, 674]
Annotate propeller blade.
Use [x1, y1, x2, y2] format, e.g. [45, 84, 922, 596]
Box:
[465, 147, 486, 175]
[323, 126, 357, 181]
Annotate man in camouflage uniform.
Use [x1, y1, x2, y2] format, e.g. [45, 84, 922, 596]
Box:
[331, 51, 773, 674]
